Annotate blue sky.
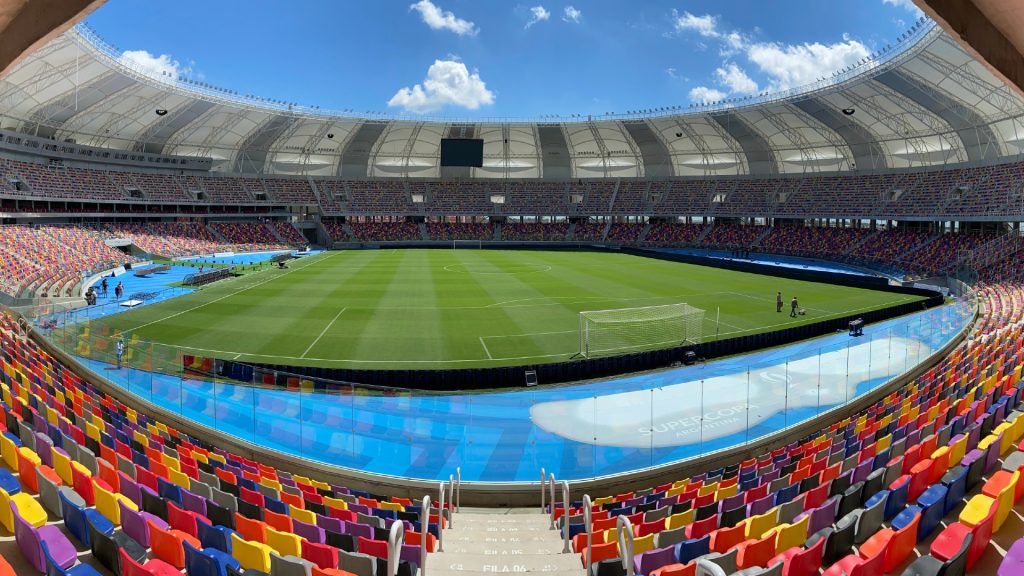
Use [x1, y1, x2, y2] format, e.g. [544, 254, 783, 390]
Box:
[85, 0, 926, 119]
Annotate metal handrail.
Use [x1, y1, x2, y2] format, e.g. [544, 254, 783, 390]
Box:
[583, 494, 593, 572]
[560, 480, 571, 553]
[420, 495, 431, 576]
[455, 467, 461, 512]
[447, 475, 455, 528]
[437, 481, 446, 552]
[616, 515, 635, 576]
[540, 467, 546, 513]
[387, 519, 405, 576]
[548, 473, 557, 529]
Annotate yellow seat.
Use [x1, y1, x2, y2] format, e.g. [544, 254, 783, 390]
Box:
[289, 507, 316, 525]
[959, 494, 996, 528]
[949, 435, 968, 467]
[167, 468, 190, 490]
[323, 496, 348, 512]
[265, 526, 303, 557]
[632, 533, 655, 555]
[716, 483, 738, 500]
[378, 501, 403, 512]
[986, 470, 1019, 531]
[232, 533, 274, 572]
[93, 480, 136, 525]
[592, 496, 613, 507]
[665, 509, 694, 530]
[0, 433, 18, 472]
[772, 515, 808, 554]
[260, 478, 282, 492]
[0, 488, 47, 531]
[978, 433, 1001, 453]
[745, 507, 779, 540]
[51, 449, 74, 486]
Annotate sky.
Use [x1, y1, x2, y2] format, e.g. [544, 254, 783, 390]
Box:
[84, 0, 927, 119]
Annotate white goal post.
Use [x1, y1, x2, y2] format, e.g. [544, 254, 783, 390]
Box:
[452, 240, 483, 249]
[579, 303, 704, 358]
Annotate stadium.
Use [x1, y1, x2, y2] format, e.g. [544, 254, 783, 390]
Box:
[0, 0, 1022, 574]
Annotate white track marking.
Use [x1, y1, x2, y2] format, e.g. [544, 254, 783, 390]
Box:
[479, 337, 493, 360]
[301, 308, 347, 358]
[125, 252, 335, 333]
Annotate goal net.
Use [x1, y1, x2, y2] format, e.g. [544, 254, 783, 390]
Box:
[579, 303, 704, 358]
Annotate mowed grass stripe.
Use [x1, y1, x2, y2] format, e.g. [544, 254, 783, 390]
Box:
[88, 250, 927, 368]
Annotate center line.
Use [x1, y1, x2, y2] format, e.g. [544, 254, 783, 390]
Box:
[302, 307, 347, 358]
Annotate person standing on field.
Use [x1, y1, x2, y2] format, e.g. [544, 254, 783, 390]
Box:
[776, 291, 783, 313]
[790, 296, 799, 317]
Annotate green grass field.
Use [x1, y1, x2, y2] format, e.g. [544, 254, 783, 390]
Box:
[87, 249, 925, 368]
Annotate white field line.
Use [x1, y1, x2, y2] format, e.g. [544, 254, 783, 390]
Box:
[301, 308, 347, 358]
[479, 337, 494, 360]
[125, 252, 334, 333]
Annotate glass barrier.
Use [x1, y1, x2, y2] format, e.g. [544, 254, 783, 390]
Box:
[26, 285, 978, 482]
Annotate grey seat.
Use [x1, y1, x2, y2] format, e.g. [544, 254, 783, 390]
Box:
[356, 512, 383, 529]
[736, 562, 783, 576]
[853, 491, 887, 545]
[77, 446, 98, 476]
[695, 548, 737, 576]
[18, 421, 35, 451]
[211, 487, 238, 511]
[36, 466, 63, 517]
[778, 498, 804, 525]
[257, 484, 280, 500]
[270, 553, 314, 576]
[644, 506, 670, 524]
[1002, 450, 1024, 472]
[339, 550, 376, 576]
[189, 479, 213, 500]
[654, 525, 687, 548]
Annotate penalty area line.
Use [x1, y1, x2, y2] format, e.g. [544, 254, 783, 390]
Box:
[479, 336, 494, 360]
[301, 307, 347, 359]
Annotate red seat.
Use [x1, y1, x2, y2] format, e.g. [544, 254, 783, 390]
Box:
[709, 523, 746, 553]
[303, 540, 339, 570]
[768, 536, 825, 576]
[685, 514, 717, 539]
[581, 541, 618, 568]
[821, 548, 885, 576]
[931, 500, 997, 571]
[649, 562, 696, 576]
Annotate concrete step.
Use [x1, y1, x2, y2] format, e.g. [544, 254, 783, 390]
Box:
[428, 570, 584, 576]
[453, 516, 553, 528]
[441, 541, 570, 555]
[444, 533, 556, 544]
[447, 523, 554, 533]
[429, 553, 583, 573]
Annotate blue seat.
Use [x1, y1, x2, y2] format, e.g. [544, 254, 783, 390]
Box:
[0, 468, 20, 495]
[264, 497, 289, 515]
[197, 517, 236, 554]
[941, 466, 968, 515]
[184, 540, 239, 576]
[885, 477, 909, 521]
[2, 431, 21, 448]
[891, 504, 922, 532]
[775, 483, 799, 506]
[674, 534, 710, 564]
[59, 488, 113, 548]
[157, 477, 182, 505]
[915, 484, 947, 541]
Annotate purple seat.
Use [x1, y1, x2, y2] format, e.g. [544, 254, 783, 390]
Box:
[984, 434, 1003, 473]
[795, 496, 839, 536]
[718, 494, 745, 513]
[181, 489, 208, 517]
[344, 520, 373, 540]
[999, 538, 1024, 576]
[119, 474, 142, 508]
[293, 519, 326, 543]
[635, 545, 677, 575]
[120, 499, 168, 548]
[852, 459, 874, 484]
[400, 543, 421, 568]
[317, 515, 343, 533]
[747, 493, 775, 516]
[12, 501, 77, 572]
[657, 495, 679, 509]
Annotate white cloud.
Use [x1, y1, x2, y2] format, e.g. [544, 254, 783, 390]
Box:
[119, 50, 190, 80]
[672, 10, 720, 38]
[526, 5, 550, 28]
[883, 0, 924, 15]
[665, 67, 679, 79]
[715, 63, 758, 94]
[563, 6, 582, 23]
[689, 86, 727, 104]
[409, 0, 478, 36]
[746, 39, 871, 91]
[388, 59, 495, 113]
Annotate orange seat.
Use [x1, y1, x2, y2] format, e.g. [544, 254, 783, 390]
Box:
[735, 534, 776, 570]
[148, 519, 201, 570]
[581, 541, 619, 567]
[710, 523, 746, 553]
[235, 514, 268, 543]
[649, 562, 696, 576]
[312, 568, 358, 576]
[858, 510, 920, 573]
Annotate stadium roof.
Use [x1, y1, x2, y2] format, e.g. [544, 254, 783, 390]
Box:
[1, 20, 1023, 179]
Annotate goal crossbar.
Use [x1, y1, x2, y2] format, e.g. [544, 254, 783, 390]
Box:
[579, 302, 704, 358]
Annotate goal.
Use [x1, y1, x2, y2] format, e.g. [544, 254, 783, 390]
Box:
[452, 240, 483, 249]
[578, 303, 704, 358]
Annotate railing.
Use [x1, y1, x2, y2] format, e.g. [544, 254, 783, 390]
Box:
[582, 494, 594, 572]
[560, 480, 571, 554]
[387, 520, 405, 576]
[436, 481, 446, 552]
[419, 495, 432, 576]
[616, 516, 635, 576]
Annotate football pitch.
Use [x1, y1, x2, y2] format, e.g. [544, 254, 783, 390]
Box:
[86, 249, 925, 368]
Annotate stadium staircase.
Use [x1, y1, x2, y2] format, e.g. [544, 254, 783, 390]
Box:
[566, 222, 576, 240]
[207, 223, 230, 244]
[342, 222, 356, 241]
[433, 510, 585, 576]
[600, 221, 612, 242]
[637, 221, 652, 243]
[750, 225, 774, 248]
[494, 222, 502, 241]
[692, 222, 715, 245]
[419, 222, 430, 240]
[843, 228, 880, 255]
